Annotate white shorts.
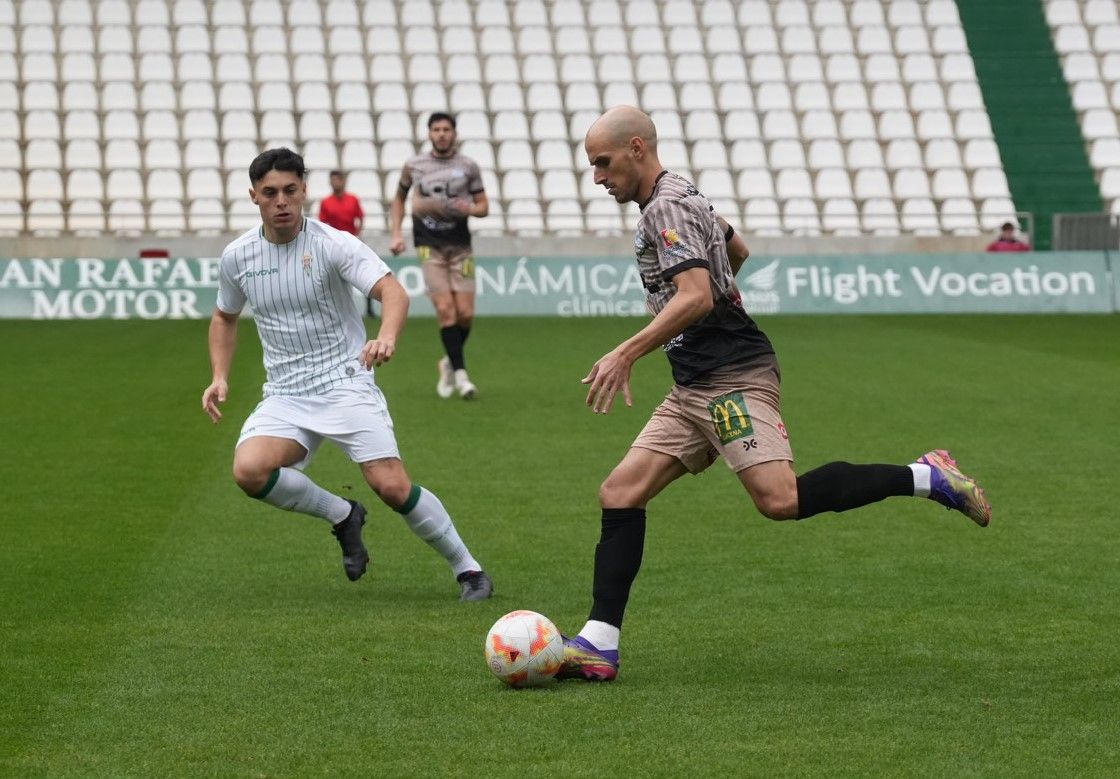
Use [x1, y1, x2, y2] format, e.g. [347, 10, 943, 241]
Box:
[236, 383, 400, 469]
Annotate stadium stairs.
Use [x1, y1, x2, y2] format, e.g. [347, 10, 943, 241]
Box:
[957, 0, 1103, 249]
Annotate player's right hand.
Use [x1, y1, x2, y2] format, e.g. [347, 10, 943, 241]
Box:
[202, 380, 229, 424]
[581, 348, 634, 415]
[389, 235, 405, 255]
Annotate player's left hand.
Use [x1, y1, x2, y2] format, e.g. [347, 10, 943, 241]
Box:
[581, 348, 634, 414]
[360, 338, 395, 369]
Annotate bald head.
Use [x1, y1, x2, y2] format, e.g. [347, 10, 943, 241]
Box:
[584, 106, 665, 205]
[586, 105, 658, 150]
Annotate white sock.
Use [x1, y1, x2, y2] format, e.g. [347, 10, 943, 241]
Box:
[396, 485, 480, 576]
[256, 467, 352, 524]
[909, 463, 932, 498]
[579, 620, 620, 652]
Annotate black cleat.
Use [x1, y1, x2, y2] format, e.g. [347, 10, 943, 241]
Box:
[331, 500, 369, 581]
[456, 570, 493, 601]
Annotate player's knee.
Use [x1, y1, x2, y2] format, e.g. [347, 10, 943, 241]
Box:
[752, 489, 798, 521]
[232, 462, 269, 496]
[598, 476, 641, 509]
[365, 473, 411, 509]
[433, 303, 456, 325]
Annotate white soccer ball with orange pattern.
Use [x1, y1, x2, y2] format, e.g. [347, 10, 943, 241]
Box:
[484, 610, 564, 687]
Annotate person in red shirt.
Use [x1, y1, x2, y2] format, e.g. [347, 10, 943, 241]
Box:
[986, 222, 1030, 252]
[318, 170, 364, 235]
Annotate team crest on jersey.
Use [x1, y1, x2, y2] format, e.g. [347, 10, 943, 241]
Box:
[660, 228, 681, 247]
[302, 252, 313, 275]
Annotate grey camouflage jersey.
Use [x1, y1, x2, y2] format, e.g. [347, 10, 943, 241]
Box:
[398, 151, 484, 249]
[635, 170, 774, 385]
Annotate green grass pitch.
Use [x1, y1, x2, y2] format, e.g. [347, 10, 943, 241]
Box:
[1, 314, 1118, 777]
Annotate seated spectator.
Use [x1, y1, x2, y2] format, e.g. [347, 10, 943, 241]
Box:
[986, 222, 1030, 252]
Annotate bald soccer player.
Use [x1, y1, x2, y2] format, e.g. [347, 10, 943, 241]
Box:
[556, 107, 992, 682]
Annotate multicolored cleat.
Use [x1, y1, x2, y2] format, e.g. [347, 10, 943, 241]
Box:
[917, 449, 992, 527]
[555, 635, 619, 682]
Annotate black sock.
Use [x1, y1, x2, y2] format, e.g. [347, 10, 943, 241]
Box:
[587, 508, 647, 629]
[457, 324, 471, 346]
[440, 325, 466, 370]
[796, 462, 914, 519]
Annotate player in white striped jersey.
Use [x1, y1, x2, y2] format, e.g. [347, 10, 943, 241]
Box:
[201, 148, 493, 600]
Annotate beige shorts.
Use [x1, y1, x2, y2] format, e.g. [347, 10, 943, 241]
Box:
[632, 355, 793, 474]
[419, 244, 476, 295]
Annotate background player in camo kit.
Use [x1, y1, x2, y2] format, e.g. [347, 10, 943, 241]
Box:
[389, 112, 489, 400]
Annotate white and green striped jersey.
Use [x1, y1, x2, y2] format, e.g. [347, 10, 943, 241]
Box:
[217, 218, 390, 398]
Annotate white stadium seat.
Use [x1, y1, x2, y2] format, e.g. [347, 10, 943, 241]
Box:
[941, 198, 979, 234]
[783, 198, 821, 234]
[145, 139, 181, 170]
[964, 139, 1002, 170]
[744, 198, 782, 234]
[822, 198, 860, 234]
[104, 139, 140, 171]
[931, 168, 970, 199]
[846, 139, 884, 169]
[972, 168, 1010, 199]
[925, 139, 963, 169]
[65, 139, 101, 171]
[807, 139, 844, 170]
[738, 168, 776, 199]
[853, 169, 892, 199]
[862, 198, 900, 234]
[901, 198, 940, 234]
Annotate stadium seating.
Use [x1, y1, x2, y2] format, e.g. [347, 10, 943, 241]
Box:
[0, 0, 1026, 236]
[1045, 0, 1120, 214]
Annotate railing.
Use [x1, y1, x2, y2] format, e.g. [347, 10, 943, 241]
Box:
[1052, 213, 1120, 250]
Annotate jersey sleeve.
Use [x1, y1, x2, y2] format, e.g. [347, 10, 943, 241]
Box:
[396, 161, 413, 195]
[335, 234, 391, 296]
[642, 196, 712, 282]
[215, 251, 246, 314]
[466, 159, 485, 195]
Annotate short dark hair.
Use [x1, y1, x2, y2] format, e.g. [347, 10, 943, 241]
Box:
[329, 169, 346, 178]
[248, 148, 307, 185]
[1001, 221, 1015, 231]
[428, 112, 456, 129]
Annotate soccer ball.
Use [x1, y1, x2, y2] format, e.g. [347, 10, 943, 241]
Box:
[484, 610, 564, 688]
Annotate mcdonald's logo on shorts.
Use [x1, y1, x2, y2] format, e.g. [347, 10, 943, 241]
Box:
[708, 391, 754, 444]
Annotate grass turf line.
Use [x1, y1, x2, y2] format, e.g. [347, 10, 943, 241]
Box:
[0, 315, 1117, 777]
